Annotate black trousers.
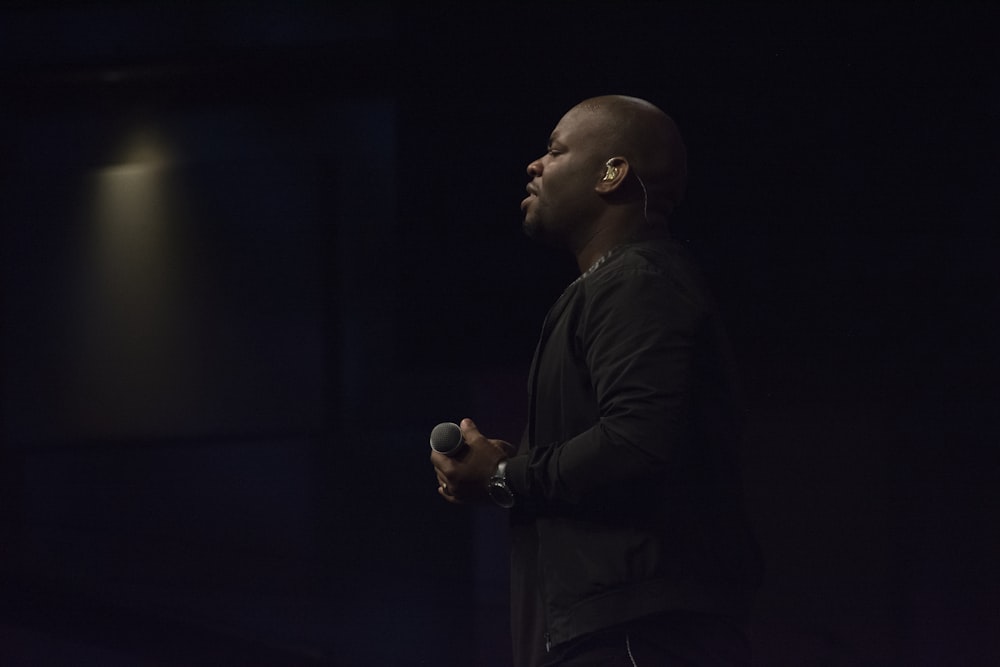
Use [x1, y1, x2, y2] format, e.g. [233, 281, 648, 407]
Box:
[541, 612, 751, 667]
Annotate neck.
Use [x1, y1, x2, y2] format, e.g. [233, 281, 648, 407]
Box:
[572, 215, 668, 273]
[573, 228, 619, 273]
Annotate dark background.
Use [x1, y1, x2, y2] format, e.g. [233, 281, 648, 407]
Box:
[1, 3, 997, 666]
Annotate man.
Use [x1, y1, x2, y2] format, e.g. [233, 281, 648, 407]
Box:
[431, 95, 762, 666]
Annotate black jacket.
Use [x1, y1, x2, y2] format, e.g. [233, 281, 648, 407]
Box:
[504, 238, 762, 666]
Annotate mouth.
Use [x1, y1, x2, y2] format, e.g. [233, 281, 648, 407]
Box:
[521, 184, 538, 211]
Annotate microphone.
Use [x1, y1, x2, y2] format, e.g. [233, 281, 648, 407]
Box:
[430, 421, 464, 457]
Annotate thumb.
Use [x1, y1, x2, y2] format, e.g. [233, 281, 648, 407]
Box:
[460, 417, 480, 442]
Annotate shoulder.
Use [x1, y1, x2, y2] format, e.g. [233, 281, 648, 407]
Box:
[585, 239, 715, 315]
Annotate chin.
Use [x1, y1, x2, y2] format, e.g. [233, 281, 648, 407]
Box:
[522, 221, 562, 250]
[522, 218, 540, 240]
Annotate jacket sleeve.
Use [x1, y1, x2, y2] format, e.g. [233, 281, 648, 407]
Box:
[506, 265, 708, 508]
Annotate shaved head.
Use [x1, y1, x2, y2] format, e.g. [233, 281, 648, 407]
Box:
[522, 94, 689, 267]
[572, 95, 687, 222]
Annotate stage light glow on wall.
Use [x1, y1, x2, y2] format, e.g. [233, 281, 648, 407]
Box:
[73, 120, 196, 438]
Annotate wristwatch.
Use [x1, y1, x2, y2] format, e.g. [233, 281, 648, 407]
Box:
[487, 460, 515, 508]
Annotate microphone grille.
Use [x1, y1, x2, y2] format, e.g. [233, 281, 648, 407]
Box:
[429, 422, 463, 456]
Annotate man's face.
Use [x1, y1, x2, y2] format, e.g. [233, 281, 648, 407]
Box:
[521, 106, 607, 247]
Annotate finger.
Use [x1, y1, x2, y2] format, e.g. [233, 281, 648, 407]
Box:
[460, 417, 482, 445]
[430, 450, 455, 471]
[435, 470, 455, 493]
[437, 483, 462, 504]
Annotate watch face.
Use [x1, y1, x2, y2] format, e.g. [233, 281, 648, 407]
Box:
[489, 482, 515, 508]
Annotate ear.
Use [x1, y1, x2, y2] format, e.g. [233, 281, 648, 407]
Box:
[595, 157, 629, 194]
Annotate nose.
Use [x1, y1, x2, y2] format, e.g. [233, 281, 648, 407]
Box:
[527, 158, 543, 177]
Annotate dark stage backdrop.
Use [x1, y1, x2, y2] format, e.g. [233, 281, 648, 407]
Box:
[1, 3, 998, 666]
